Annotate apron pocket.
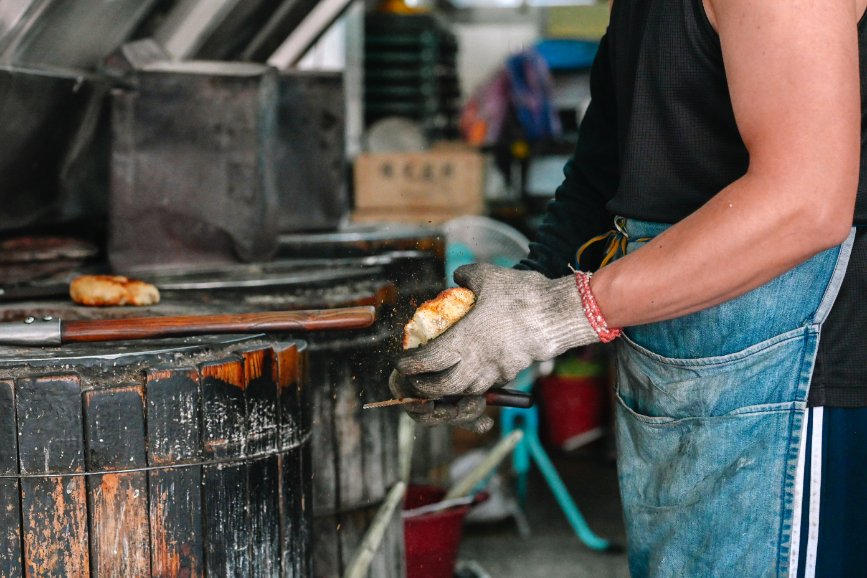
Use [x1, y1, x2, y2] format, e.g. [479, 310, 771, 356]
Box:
[615, 328, 814, 578]
[616, 327, 813, 421]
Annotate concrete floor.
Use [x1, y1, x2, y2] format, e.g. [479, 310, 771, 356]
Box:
[458, 445, 630, 578]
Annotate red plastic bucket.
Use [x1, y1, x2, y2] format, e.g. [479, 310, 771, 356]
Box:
[404, 485, 473, 578]
[538, 375, 607, 450]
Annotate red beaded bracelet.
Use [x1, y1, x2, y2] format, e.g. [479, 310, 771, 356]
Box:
[574, 271, 622, 343]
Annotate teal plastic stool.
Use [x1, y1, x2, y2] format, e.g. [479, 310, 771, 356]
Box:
[500, 368, 611, 551]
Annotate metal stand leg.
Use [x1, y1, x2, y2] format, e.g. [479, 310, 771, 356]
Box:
[523, 419, 611, 551]
[502, 369, 612, 551]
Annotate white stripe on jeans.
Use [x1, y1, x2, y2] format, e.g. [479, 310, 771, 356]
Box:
[804, 407, 824, 578]
[788, 409, 810, 578]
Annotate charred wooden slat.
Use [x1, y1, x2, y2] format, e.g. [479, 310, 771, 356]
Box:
[201, 357, 247, 459]
[199, 356, 251, 577]
[241, 346, 279, 457]
[84, 385, 151, 577]
[238, 345, 281, 578]
[309, 351, 339, 515]
[307, 325, 403, 578]
[335, 362, 364, 511]
[274, 342, 302, 450]
[250, 457, 281, 578]
[312, 516, 341, 578]
[279, 447, 306, 578]
[300, 440, 315, 578]
[0, 379, 22, 578]
[297, 342, 315, 578]
[274, 341, 310, 578]
[145, 367, 205, 578]
[355, 349, 393, 506]
[16, 374, 90, 578]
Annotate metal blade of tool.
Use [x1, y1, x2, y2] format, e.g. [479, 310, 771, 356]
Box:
[363, 387, 533, 410]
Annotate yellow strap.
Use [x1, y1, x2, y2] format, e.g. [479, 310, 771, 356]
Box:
[575, 227, 650, 270]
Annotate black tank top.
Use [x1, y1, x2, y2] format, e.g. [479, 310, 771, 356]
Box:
[600, 0, 867, 406]
[604, 0, 867, 225]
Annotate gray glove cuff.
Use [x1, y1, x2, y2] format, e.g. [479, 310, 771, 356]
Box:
[534, 274, 599, 359]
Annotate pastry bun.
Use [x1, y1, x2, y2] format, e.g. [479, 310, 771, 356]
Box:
[70, 275, 160, 307]
[402, 287, 475, 350]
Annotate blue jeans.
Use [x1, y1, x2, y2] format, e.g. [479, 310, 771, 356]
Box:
[613, 220, 855, 578]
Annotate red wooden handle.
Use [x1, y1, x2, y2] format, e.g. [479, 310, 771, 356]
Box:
[61, 306, 376, 343]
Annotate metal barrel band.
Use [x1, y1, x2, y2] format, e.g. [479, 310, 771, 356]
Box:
[0, 430, 311, 480]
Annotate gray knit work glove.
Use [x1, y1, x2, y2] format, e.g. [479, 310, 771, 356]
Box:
[393, 263, 599, 433]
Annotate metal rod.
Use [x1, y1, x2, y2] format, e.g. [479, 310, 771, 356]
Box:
[266, 0, 354, 69]
[342, 481, 407, 578]
[444, 430, 524, 500]
[363, 387, 534, 410]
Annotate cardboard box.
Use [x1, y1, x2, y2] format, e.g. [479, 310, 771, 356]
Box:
[353, 149, 485, 218]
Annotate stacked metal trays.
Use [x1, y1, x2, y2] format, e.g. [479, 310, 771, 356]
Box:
[364, 13, 462, 141]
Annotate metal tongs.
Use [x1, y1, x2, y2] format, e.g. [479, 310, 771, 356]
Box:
[364, 370, 534, 410]
[363, 387, 533, 410]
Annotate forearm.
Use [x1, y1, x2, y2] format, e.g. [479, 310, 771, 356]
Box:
[592, 171, 855, 328]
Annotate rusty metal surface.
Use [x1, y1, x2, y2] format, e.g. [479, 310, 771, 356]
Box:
[0, 236, 98, 284]
[275, 71, 348, 233]
[0, 66, 110, 233]
[109, 61, 281, 272]
[0, 0, 159, 70]
[0, 236, 97, 264]
[277, 224, 446, 260]
[0, 0, 35, 44]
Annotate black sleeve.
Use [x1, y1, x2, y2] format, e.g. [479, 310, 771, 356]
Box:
[516, 33, 619, 278]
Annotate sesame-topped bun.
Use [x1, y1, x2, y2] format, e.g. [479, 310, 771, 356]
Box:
[402, 287, 476, 350]
[70, 275, 160, 307]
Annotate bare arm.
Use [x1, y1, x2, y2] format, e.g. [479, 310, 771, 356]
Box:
[592, 0, 860, 329]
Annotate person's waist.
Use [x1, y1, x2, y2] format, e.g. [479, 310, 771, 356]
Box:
[619, 217, 671, 242]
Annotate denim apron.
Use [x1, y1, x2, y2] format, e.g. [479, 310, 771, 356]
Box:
[612, 220, 855, 578]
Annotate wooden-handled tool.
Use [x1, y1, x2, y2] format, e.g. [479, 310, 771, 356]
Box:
[0, 306, 376, 346]
[363, 387, 533, 410]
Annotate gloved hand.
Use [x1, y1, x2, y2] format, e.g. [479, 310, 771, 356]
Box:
[393, 263, 601, 433]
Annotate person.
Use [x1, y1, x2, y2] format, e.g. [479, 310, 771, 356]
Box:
[391, 0, 867, 576]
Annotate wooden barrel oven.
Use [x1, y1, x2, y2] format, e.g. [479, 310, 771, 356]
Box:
[0, 332, 310, 578]
[151, 264, 406, 578]
[0, 224, 447, 578]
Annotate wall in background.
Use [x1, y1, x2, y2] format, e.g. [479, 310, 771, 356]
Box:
[453, 20, 538, 100]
